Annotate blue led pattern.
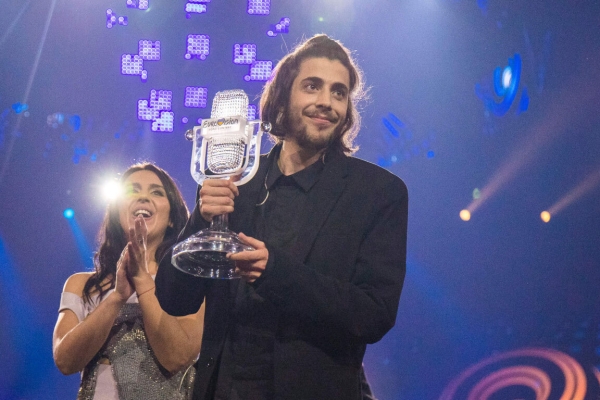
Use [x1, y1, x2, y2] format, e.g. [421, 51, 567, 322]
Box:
[126, 0, 148, 10]
[185, 3, 207, 15]
[247, 0, 270, 15]
[121, 40, 161, 81]
[137, 90, 174, 132]
[139, 40, 160, 61]
[185, 34, 210, 60]
[233, 44, 257, 65]
[267, 17, 290, 37]
[184, 87, 208, 108]
[106, 9, 128, 29]
[185, 0, 209, 17]
[247, 104, 257, 120]
[245, 60, 272, 81]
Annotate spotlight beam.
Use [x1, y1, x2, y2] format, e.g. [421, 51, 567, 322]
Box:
[467, 53, 600, 214]
[547, 167, 600, 216]
[0, 0, 32, 48]
[0, 0, 57, 186]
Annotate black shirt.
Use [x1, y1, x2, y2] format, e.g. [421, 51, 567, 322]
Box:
[213, 152, 325, 400]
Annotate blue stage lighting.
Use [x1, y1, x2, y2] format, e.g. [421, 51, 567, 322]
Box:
[475, 53, 524, 117]
[63, 208, 75, 219]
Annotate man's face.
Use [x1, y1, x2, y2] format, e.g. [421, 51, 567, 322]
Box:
[285, 57, 350, 151]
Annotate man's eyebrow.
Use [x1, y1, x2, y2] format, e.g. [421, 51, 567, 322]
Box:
[301, 77, 349, 92]
[301, 76, 324, 84]
[331, 82, 349, 92]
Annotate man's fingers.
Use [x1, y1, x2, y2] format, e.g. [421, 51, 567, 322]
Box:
[228, 249, 266, 262]
[237, 233, 265, 249]
[200, 186, 238, 200]
[200, 179, 239, 196]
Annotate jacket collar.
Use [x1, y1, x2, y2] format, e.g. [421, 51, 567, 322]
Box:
[231, 144, 349, 262]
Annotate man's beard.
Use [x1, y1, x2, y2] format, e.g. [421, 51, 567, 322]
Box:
[285, 111, 344, 152]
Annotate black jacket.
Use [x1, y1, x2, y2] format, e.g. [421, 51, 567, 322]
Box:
[156, 146, 408, 400]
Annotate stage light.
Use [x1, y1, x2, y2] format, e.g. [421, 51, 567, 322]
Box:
[102, 180, 122, 201]
[502, 66, 512, 89]
[63, 208, 74, 219]
[459, 210, 471, 221]
[540, 211, 551, 223]
[475, 53, 522, 117]
[472, 188, 481, 200]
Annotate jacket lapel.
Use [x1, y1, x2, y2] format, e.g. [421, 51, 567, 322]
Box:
[289, 152, 349, 262]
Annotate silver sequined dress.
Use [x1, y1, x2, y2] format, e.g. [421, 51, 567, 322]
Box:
[76, 302, 196, 400]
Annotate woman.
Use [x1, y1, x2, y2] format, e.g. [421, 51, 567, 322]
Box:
[53, 163, 204, 399]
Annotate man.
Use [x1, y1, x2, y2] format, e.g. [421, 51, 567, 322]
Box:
[156, 34, 408, 400]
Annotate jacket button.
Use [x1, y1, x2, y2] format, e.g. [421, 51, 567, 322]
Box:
[206, 357, 214, 367]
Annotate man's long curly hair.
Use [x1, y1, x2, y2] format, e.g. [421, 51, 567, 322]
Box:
[82, 163, 189, 304]
[259, 34, 366, 155]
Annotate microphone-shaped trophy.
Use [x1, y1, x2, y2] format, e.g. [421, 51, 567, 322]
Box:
[171, 89, 271, 279]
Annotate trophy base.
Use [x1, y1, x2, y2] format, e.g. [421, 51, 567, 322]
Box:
[171, 228, 253, 279]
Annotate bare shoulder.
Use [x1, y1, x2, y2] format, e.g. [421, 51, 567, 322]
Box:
[62, 272, 95, 297]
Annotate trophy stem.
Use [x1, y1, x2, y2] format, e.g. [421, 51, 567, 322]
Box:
[210, 214, 228, 232]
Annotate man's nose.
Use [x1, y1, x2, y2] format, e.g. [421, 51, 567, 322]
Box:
[316, 89, 332, 109]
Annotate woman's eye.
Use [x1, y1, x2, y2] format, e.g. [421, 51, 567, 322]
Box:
[152, 190, 165, 196]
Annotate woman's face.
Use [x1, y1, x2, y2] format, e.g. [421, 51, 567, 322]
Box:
[118, 170, 171, 245]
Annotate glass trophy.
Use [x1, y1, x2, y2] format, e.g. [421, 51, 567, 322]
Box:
[171, 89, 271, 279]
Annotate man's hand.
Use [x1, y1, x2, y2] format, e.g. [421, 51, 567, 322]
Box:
[228, 233, 268, 284]
[199, 179, 239, 222]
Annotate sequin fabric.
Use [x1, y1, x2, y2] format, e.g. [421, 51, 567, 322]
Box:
[77, 303, 196, 400]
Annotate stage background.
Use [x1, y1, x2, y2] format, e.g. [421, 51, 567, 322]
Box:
[1, 1, 599, 398]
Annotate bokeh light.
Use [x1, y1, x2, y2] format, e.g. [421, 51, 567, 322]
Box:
[460, 209, 471, 221]
[541, 211, 551, 223]
[63, 208, 74, 219]
[102, 180, 122, 201]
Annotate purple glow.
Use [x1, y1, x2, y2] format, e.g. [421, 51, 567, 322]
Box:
[233, 44, 257, 65]
[138, 90, 174, 132]
[185, 35, 210, 60]
[106, 9, 128, 29]
[184, 87, 208, 108]
[267, 17, 290, 37]
[139, 40, 160, 60]
[126, 0, 149, 10]
[247, 0, 270, 15]
[245, 61, 272, 81]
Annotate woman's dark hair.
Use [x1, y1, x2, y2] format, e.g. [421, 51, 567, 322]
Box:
[82, 163, 189, 304]
[259, 34, 366, 155]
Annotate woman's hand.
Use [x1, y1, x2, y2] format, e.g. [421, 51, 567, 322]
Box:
[125, 216, 150, 279]
[227, 233, 269, 284]
[115, 246, 135, 302]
